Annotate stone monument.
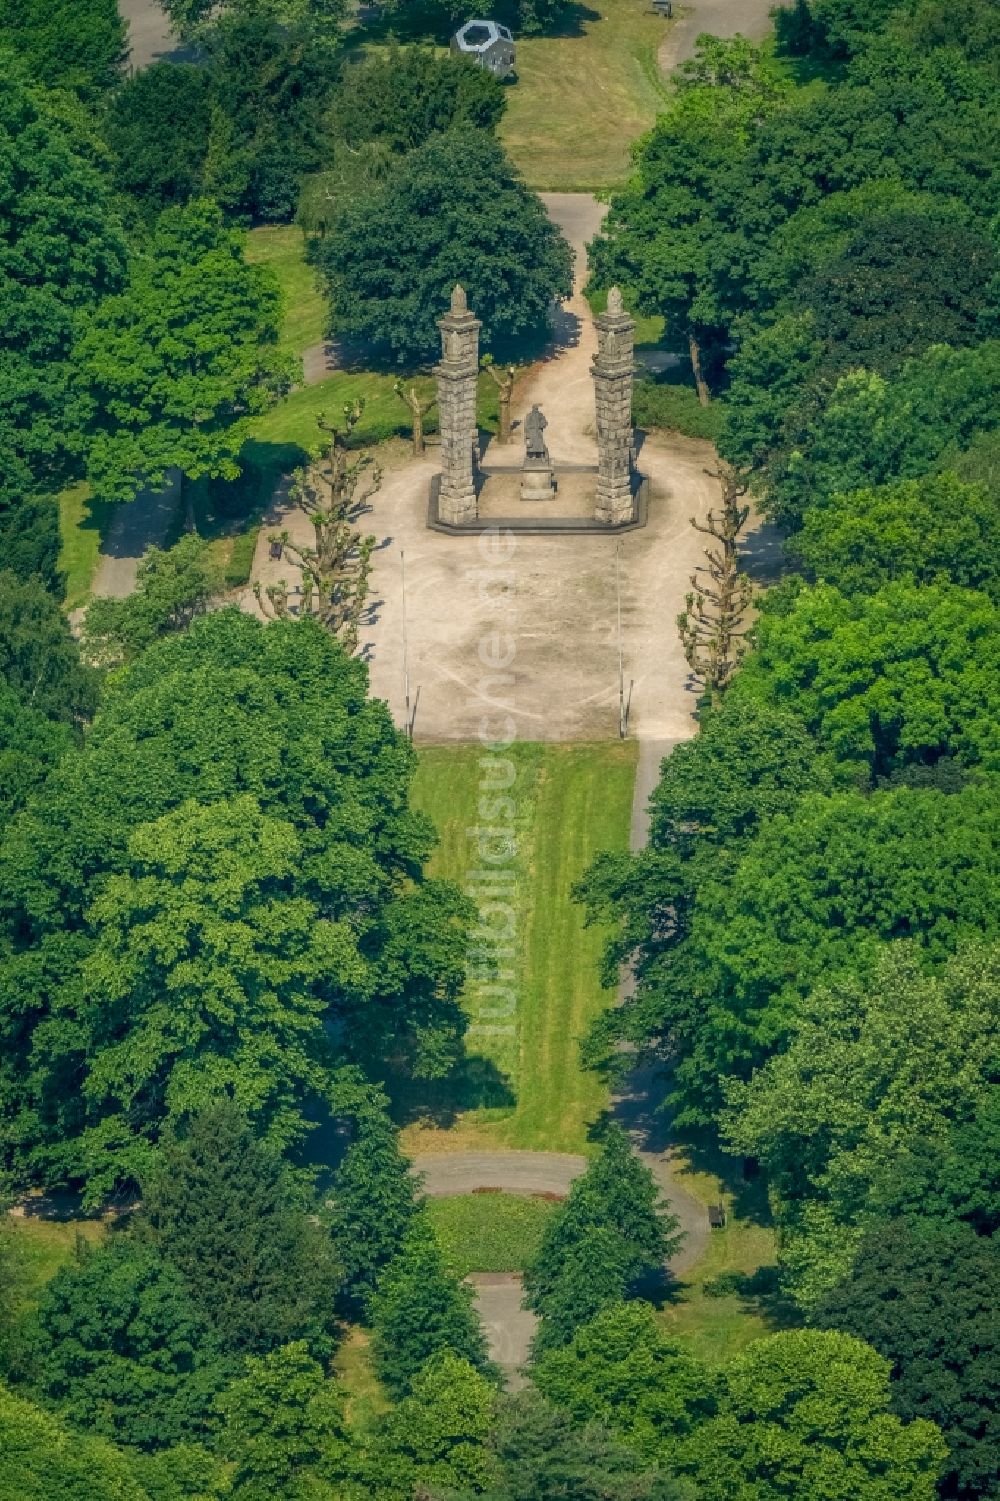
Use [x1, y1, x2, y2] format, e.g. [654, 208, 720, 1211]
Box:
[591, 286, 636, 525]
[520, 403, 556, 501]
[435, 285, 481, 525]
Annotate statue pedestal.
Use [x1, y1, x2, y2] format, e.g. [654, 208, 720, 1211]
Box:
[520, 459, 556, 501]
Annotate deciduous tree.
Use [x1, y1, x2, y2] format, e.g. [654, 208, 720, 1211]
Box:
[677, 1330, 946, 1500]
[313, 129, 573, 364]
[725, 942, 1000, 1303]
[216, 1341, 349, 1497]
[816, 1219, 1000, 1501]
[79, 200, 292, 506]
[358, 1351, 497, 1500]
[83, 536, 224, 668]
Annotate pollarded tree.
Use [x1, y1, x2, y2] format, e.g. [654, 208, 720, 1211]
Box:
[141, 1100, 341, 1360]
[815, 1219, 1000, 1501]
[255, 405, 380, 653]
[215, 1342, 350, 1498]
[79, 199, 293, 506]
[678, 1329, 946, 1500]
[370, 1219, 494, 1396]
[676, 465, 753, 705]
[313, 128, 573, 364]
[524, 1126, 680, 1351]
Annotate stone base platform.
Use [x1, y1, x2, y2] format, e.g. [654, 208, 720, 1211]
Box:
[428, 467, 648, 536]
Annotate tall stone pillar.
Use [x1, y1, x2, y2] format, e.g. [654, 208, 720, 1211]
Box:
[592, 286, 636, 525]
[435, 285, 481, 525]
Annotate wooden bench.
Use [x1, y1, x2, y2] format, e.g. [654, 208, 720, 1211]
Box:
[708, 1203, 727, 1229]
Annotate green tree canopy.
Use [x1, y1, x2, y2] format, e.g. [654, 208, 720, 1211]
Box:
[588, 779, 1000, 1124]
[738, 341, 1000, 530]
[0, 571, 97, 723]
[20, 1237, 230, 1449]
[369, 1218, 494, 1396]
[589, 38, 790, 397]
[140, 1100, 341, 1359]
[724, 942, 1000, 1304]
[83, 536, 225, 668]
[79, 200, 292, 505]
[0, 66, 127, 587]
[878, 1087, 1000, 1236]
[329, 1080, 421, 1317]
[0, 0, 126, 96]
[79, 795, 357, 1188]
[0, 613, 469, 1192]
[215, 1341, 349, 1498]
[0, 685, 72, 836]
[816, 1219, 1000, 1501]
[0, 1380, 147, 1500]
[791, 472, 1000, 599]
[313, 129, 573, 364]
[200, 6, 339, 223]
[451, 1389, 688, 1501]
[104, 65, 214, 219]
[677, 1329, 946, 1500]
[358, 1351, 497, 1501]
[532, 1301, 715, 1467]
[729, 580, 1000, 780]
[330, 45, 506, 153]
[523, 1126, 679, 1351]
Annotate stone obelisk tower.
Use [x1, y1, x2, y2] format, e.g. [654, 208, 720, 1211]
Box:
[592, 287, 636, 525]
[435, 285, 481, 525]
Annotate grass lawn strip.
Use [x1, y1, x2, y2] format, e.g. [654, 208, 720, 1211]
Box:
[245, 225, 327, 363]
[427, 1192, 559, 1277]
[408, 740, 636, 1154]
[498, 0, 669, 189]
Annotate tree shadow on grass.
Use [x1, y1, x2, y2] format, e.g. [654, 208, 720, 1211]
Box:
[390, 1052, 517, 1132]
[352, 0, 600, 46]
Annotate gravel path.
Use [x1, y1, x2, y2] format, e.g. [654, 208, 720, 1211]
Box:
[91, 471, 182, 599]
[660, 0, 778, 72]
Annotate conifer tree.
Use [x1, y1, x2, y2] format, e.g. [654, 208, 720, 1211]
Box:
[140, 1100, 341, 1360]
[370, 1218, 494, 1396]
[330, 1086, 422, 1317]
[524, 1125, 680, 1351]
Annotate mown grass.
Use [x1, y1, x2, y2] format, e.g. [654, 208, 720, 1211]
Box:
[427, 1192, 559, 1277]
[333, 1327, 390, 1433]
[498, 0, 670, 188]
[245, 225, 327, 363]
[4, 1215, 106, 1313]
[58, 483, 116, 610]
[405, 741, 636, 1155]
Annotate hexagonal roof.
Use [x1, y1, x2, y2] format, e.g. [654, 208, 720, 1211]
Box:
[454, 18, 514, 52]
